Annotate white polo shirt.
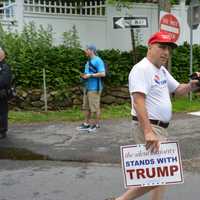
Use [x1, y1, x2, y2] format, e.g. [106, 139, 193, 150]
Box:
[129, 57, 179, 122]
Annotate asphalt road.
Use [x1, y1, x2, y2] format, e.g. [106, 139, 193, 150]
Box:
[0, 113, 200, 200]
[0, 113, 200, 164]
[0, 160, 199, 200]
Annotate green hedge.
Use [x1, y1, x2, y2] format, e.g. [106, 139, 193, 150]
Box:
[5, 43, 200, 90]
[6, 46, 147, 89]
[171, 42, 200, 83]
[0, 23, 199, 91]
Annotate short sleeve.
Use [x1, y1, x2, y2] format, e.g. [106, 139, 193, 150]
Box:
[129, 66, 151, 95]
[89, 57, 105, 73]
[164, 68, 179, 93]
[96, 58, 105, 73]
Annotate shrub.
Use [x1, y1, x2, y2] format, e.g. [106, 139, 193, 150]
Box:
[0, 22, 199, 93]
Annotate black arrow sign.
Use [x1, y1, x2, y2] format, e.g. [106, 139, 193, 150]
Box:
[113, 17, 148, 29]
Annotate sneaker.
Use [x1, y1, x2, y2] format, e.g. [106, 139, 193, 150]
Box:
[76, 123, 90, 131]
[88, 124, 97, 132]
[96, 124, 100, 128]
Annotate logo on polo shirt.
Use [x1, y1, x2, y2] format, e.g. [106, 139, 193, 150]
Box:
[154, 74, 167, 85]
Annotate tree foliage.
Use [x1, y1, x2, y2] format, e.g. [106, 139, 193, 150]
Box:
[0, 20, 199, 94]
[62, 25, 81, 48]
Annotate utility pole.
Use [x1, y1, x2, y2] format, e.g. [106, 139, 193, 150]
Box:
[158, 0, 171, 27]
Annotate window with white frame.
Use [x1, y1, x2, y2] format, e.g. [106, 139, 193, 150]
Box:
[24, 0, 106, 16]
[0, 0, 15, 19]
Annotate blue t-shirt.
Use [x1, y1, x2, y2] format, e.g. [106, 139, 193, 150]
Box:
[84, 56, 105, 91]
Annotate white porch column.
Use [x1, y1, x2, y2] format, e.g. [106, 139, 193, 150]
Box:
[15, 0, 24, 32]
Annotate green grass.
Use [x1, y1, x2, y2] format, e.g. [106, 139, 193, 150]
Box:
[9, 107, 84, 123]
[9, 97, 200, 123]
[9, 104, 131, 123]
[172, 96, 200, 112]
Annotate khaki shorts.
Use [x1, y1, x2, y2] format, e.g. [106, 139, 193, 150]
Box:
[132, 121, 168, 144]
[82, 91, 101, 113]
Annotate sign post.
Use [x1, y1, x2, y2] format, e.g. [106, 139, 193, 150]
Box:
[130, 27, 137, 64]
[158, 0, 172, 29]
[113, 17, 148, 64]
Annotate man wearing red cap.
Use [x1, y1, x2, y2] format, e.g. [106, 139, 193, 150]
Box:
[105, 31, 199, 200]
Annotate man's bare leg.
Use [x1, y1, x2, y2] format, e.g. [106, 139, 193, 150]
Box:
[150, 186, 165, 200]
[83, 110, 91, 124]
[115, 186, 162, 200]
[95, 109, 100, 126]
[88, 109, 100, 126]
[89, 112, 96, 126]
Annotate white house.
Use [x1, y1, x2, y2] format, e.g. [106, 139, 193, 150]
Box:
[0, 0, 200, 50]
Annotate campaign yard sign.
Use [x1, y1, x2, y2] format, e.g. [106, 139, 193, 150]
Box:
[120, 141, 184, 188]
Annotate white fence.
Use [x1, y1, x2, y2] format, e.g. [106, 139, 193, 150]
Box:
[0, 0, 200, 50]
[23, 0, 106, 16]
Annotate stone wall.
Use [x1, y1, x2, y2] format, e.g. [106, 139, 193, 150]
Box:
[9, 85, 130, 111]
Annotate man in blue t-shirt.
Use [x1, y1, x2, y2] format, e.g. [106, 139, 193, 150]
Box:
[77, 45, 105, 132]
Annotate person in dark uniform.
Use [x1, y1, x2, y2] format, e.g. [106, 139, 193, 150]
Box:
[0, 48, 12, 139]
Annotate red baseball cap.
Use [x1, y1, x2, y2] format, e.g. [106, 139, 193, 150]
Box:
[148, 31, 177, 48]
